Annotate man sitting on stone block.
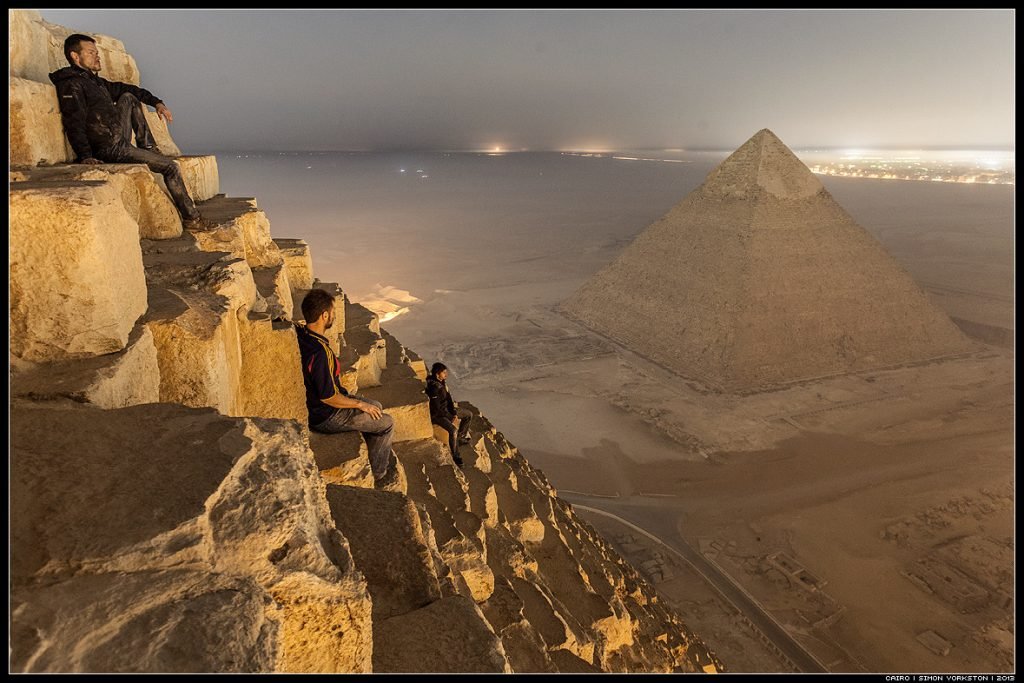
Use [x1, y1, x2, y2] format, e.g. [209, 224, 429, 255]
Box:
[296, 289, 399, 490]
[426, 362, 474, 468]
[49, 33, 211, 231]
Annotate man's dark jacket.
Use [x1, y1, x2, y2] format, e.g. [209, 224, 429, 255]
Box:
[48, 65, 163, 161]
[425, 375, 457, 423]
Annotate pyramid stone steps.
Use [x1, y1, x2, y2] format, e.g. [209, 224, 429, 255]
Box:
[489, 460, 546, 545]
[236, 313, 307, 421]
[499, 621, 559, 673]
[192, 195, 282, 269]
[484, 525, 538, 582]
[464, 467, 501, 528]
[20, 163, 182, 239]
[372, 595, 511, 673]
[530, 532, 616, 638]
[11, 179, 147, 363]
[10, 402, 373, 674]
[358, 372, 433, 443]
[142, 235, 257, 314]
[309, 431, 373, 488]
[324, 485, 441, 620]
[381, 328, 427, 380]
[10, 322, 159, 409]
[549, 649, 602, 673]
[251, 263, 294, 321]
[273, 238, 314, 291]
[510, 577, 591, 661]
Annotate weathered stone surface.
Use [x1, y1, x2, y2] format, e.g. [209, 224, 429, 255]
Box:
[325, 485, 441, 619]
[11, 180, 146, 362]
[359, 376, 433, 442]
[237, 314, 307, 421]
[465, 467, 501, 528]
[500, 621, 558, 673]
[195, 195, 282, 268]
[9, 77, 72, 166]
[11, 403, 373, 673]
[9, 11, 52, 84]
[143, 284, 240, 413]
[274, 238, 314, 291]
[373, 596, 512, 673]
[562, 128, 973, 392]
[343, 301, 387, 389]
[11, 570, 277, 673]
[309, 431, 373, 488]
[26, 163, 182, 239]
[143, 109, 182, 157]
[142, 236, 257, 314]
[174, 155, 220, 203]
[10, 322, 159, 409]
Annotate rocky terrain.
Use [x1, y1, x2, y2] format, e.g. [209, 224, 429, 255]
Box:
[9, 10, 720, 673]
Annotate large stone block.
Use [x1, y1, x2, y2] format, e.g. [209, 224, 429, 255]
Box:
[359, 377, 433, 443]
[143, 109, 182, 157]
[194, 195, 282, 269]
[325, 485, 441, 619]
[11, 570, 277, 673]
[9, 11, 52, 84]
[26, 163, 182, 239]
[11, 322, 159, 409]
[274, 238, 314, 291]
[237, 314, 307, 422]
[309, 431, 373, 488]
[174, 155, 219, 202]
[10, 180, 146, 362]
[373, 596, 512, 673]
[9, 77, 73, 166]
[11, 403, 373, 673]
[252, 264, 294, 321]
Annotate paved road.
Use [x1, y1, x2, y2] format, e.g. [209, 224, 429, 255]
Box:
[561, 492, 829, 673]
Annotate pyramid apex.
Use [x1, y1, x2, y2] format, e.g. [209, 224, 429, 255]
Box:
[701, 129, 822, 200]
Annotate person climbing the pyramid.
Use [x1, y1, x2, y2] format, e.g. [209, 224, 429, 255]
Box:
[49, 33, 212, 231]
[425, 362, 474, 467]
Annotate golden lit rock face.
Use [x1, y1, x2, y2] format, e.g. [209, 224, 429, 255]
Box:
[10, 180, 147, 362]
[8, 10, 720, 673]
[563, 128, 973, 392]
[9, 77, 74, 166]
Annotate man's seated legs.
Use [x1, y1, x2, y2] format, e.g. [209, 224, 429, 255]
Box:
[455, 407, 473, 443]
[312, 395, 394, 480]
[434, 416, 463, 466]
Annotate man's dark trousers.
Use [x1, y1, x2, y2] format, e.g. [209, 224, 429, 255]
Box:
[435, 407, 473, 460]
[310, 396, 394, 479]
[98, 92, 199, 221]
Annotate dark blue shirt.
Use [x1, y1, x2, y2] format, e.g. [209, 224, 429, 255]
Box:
[295, 324, 349, 426]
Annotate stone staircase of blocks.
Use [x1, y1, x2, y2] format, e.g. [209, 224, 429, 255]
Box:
[9, 8, 721, 675]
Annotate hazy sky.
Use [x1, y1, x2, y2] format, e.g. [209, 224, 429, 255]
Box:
[40, 9, 1015, 152]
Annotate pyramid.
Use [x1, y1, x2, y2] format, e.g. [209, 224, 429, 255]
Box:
[560, 129, 973, 392]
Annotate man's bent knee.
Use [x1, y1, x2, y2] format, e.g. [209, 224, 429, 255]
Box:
[117, 92, 141, 106]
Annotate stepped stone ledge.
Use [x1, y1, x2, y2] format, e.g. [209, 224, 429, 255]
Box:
[8, 8, 721, 674]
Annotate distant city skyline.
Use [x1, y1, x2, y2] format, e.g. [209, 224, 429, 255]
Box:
[41, 9, 1015, 152]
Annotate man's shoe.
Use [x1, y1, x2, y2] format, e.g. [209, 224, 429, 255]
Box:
[182, 215, 216, 232]
[453, 456, 464, 469]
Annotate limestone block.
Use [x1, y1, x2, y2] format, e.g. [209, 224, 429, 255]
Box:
[142, 237, 257, 315]
[143, 285, 240, 414]
[439, 537, 495, 603]
[425, 462, 471, 514]
[549, 649, 601, 673]
[10, 77, 73, 166]
[252, 264, 295, 321]
[484, 526, 538, 581]
[346, 299, 381, 336]
[10, 180, 146, 362]
[309, 431, 374, 488]
[405, 346, 428, 381]
[11, 403, 373, 673]
[481, 576, 526, 631]
[359, 377, 433, 443]
[325, 485, 441, 619]
[339, 333, 384, 389]
[465, 468, 501, 528]
[174, 155, 219, 202]
[27, 163, 182, 239]
[274, 238, 314, 291]
[9, 11, 52, 84]
[11, 570, 277, 673]
[42, 21, 141, 85]
[11, 322, 159, 409]
[511, 577, 590, 660]
[393, 437, 450, 469]
[143, 109, 182, 157]
[237, 314, 307, 422]
[500, 621, 558, 673]
[372, 596, 512, 673]
[196, 195, 282, 269]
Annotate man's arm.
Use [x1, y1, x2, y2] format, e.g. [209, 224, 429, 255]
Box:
[54, 79, 95, 162]
[307, 350, 382, 419]
[320, 393, 383, 419]
[104, 77, 165, 112]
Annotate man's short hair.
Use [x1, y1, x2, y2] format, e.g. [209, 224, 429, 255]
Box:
[301, 289, 335, 324]
[430, 362, 448, 377]
[64, 34, 96, 65]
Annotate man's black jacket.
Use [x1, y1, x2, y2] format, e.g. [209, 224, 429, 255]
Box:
[425, 375, 457, 423]
[48, 65, 163, 161]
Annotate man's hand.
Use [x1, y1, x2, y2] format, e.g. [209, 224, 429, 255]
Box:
[359, 402, 383, 420]
[155, 103, 173, 123]
[81, 158, 103, 165]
